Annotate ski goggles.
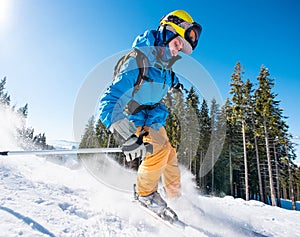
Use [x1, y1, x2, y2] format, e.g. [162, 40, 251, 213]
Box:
[161, 15, 202, 50]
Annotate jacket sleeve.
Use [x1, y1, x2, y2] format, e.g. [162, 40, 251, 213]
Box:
[99, 57, 139, 129]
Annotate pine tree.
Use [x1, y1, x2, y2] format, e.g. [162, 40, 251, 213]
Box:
[283, 135, 297, 210]
[229, 62, 251, 200]
[33, 133, 47, 149]
[79, 116, 99, 148]
[165, 91, 182, 150]
[267, 103, 290, 206]
[295, 166, 300, 201]
[0, 77, 11, 106]
[251, 87, 265, 202]
[254, 66, 278, 206]
[243, 79, 263, 200]
[209, 98, 218, 194]
[17, 104, 29, 118]
[95, 118, 116, 148]
[209, 98, 228, 196]
[223, 99, 235, 195]
[185, 87, 201, 182]
[172, 90, 186, 150]
[197, 99, 211, 191]
[215, 100, 234, 196]
[164, 89, 187, 167]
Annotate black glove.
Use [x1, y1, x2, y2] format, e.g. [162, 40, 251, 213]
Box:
[110, 118, 151, 161]
[122, 134, 147, 162]
[172, 82, 188, 93]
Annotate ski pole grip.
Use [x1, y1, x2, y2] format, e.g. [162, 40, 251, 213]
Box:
[0, 151, 9, 156]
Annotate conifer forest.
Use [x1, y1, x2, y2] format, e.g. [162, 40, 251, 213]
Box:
[80, 62, 300, 210]
[0, 77, 54, 151]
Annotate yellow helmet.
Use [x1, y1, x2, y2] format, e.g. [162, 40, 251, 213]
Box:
[160, 10, 202, 54]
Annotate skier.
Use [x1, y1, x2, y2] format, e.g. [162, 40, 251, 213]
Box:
[99, 10, 201, 216]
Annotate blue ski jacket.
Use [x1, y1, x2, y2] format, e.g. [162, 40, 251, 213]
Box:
[99, 29, 181, 131]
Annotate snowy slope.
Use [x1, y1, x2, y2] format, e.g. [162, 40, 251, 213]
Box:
[0, 155, 163, 237]
[1, 153, 300, 237]
[1, 108, 300, 237]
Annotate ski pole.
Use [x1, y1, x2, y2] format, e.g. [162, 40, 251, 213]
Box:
[0, 147, 123, 156]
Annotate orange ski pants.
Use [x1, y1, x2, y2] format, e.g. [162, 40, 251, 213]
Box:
[135, 126, 181, 198]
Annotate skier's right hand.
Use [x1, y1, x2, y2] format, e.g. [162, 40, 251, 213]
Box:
[109, 118, 137, 143]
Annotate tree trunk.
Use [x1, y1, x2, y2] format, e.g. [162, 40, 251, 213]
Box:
[229, 144, 233, 196]
[297, 183, 300, 202]
[297, 184, 300, 201]
[262, 159, 268, 203]
[288, 161, 296, 210]
[242, 120, 249, 201]
[199, 150, 203, 188]
[263, 119, 276, 206]
[211, 147, 215, 195]
[254, 136, 264, 201]
[286, 145, 296, 210]
[283, 186, 288, 200]
[107, 133, 111, 148]
[273, 142, 281, 207]
[189, 138, 193, 172]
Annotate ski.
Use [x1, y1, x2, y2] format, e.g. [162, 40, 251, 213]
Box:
[0, 147, 123, 156]
[132, 184, 209, 236]
[132, 184, 183, 226]
[137, 200, 186, 227]
[132, 198, 210, 236]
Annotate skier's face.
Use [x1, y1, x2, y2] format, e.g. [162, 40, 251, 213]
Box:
[168, 36, 184, 56]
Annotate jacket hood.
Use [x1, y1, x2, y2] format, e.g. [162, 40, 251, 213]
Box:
[132, 29, 176, 63]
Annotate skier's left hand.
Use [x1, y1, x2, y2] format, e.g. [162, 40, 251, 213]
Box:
[122, 134, 147, 162]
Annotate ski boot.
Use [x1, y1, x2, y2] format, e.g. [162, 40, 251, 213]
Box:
[138, 191, 168, 215]
[133, 184, 179, 223]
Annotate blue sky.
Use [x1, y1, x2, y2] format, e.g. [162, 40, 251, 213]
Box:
[0, 0, 299, 160]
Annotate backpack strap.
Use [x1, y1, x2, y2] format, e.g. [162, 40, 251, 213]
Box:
[113, 50, 137, 80]
[132, 49, 152, 95]
[113, 49, 151, 96]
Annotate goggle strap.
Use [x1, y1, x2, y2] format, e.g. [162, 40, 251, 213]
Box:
[160, 20, 185, 38]
[162, 25, 167, 46]
[161, 25, 179, 47]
